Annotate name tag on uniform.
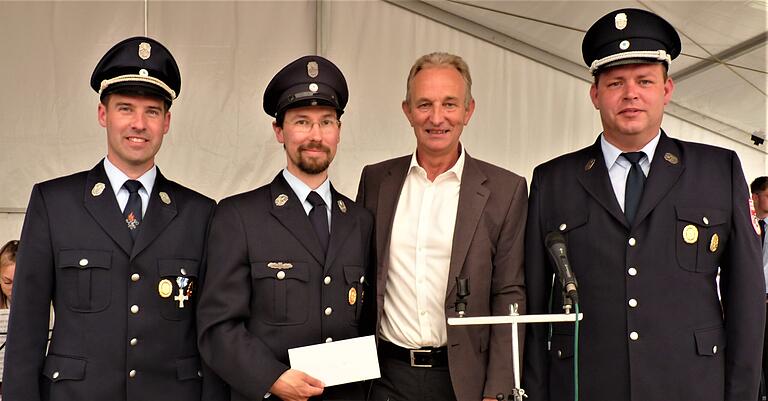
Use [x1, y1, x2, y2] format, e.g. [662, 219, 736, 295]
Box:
[288, 335, 380, 387]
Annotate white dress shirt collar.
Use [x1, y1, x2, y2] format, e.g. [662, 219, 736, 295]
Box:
[103, 157, 156, 216]
[281, 169, 332, 218]
[409, 145, 466, 182]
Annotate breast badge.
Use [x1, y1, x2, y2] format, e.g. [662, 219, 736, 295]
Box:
[682, 224, 698, 244]
[158, 279, 173, 298]
[709, 233, 719, 253]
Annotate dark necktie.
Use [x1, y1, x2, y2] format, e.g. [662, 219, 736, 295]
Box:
[123, 180, 143, 241]
[622, 152, 646, 225]
[759, 219, 766, 248]
[307, 191, 329, 253]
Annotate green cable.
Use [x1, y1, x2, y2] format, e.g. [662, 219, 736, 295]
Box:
[574, 302, 580, 401]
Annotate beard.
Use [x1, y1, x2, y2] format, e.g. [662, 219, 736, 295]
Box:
[291, 141, 332, 175]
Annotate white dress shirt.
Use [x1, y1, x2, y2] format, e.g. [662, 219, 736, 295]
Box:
[381, 148, 465, 349]
[601, 132, 660, 212]
[282, 169, 332, 229]
[103, 157, 156, 217]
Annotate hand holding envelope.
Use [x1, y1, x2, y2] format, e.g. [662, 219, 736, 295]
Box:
[288, 335, 381, 387]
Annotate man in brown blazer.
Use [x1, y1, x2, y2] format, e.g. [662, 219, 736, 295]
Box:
[356, 52, 527, 401]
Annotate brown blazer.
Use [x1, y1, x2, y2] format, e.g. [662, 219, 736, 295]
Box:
[356, 151, 528, 401]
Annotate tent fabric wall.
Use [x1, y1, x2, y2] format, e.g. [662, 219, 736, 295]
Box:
[1, 1, 765, 245]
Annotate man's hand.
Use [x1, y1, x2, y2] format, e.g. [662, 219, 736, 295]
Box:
[269, 369, 324, 401]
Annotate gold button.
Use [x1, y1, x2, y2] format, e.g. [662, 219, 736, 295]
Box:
[628, 237, 637, 247]
[324, 276, 331, 285]
[131, 273, 140, 282]
[130, 338, 138, 346]
[628, 267, 637, 276]
[629, 331, 639, 341]
[52, 371, 60, 379]
[276, 271, 286, 280]
[324, 307, 332, 316]
[130, 305, 139, 314]
[559, 223, 567, 231]
[129, 369, 136, 378]
[325, 337, 333, 343]
[628, 299, 638, 308]
[180, 268, 187, 276]
[79, 258, 88, 267]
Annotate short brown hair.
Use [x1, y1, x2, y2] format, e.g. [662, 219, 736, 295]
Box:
[405, 52, 473, 108]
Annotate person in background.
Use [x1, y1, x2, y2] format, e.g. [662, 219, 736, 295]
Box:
[752, 176, 768, 401]
[0, 240, 18, 309]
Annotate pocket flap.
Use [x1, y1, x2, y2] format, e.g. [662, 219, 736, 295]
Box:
[57, 249, 111, 269]
[43, 354, 87, 381]
[158, 259, 200, 278]
[694, 325, 725, 356]
[176, 356, 202, 381]
[676, 207, 727, 226]
[549, 334, 574, 359]
[343, 265, 365, 284]
[547, 212, 589, 234]
[251, 261, 309, 282]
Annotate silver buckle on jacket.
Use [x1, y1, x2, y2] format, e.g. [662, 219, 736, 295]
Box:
[409, 349, 433, 368]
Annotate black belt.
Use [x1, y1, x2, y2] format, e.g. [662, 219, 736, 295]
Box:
[378, 340, 448, 368]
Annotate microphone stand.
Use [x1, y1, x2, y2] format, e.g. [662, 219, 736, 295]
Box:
[448, 280, 582, 401]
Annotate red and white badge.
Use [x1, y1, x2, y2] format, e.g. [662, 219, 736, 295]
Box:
[750, 198, 761, 236]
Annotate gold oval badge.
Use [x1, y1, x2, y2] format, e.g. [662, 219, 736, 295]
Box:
[92, 182, 106, 197]
[158, 279, 173, 298]
[348, 287, 357, 305]
[709, 233, 719, 253]
[682, 224, 699, 244]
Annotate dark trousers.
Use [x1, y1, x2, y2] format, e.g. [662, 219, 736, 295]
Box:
[369, 355, 457, 401]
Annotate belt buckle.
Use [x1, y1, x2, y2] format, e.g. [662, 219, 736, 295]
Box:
[409, 349, 432, 368]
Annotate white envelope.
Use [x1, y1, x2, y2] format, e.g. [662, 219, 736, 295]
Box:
[288, 335, 380, 387]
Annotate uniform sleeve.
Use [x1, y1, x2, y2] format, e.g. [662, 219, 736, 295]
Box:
[483, 175, 528, 398]
[721, 151, 764, 401]
[3, 185, 55, 401]
[197, 199, 287, 399]
[522, 167, 555, 401]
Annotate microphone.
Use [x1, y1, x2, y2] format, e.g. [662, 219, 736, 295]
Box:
[455, 277, 470, 317]
[545, 232, 579, 305]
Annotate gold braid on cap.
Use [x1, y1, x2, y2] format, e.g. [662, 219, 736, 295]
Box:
[99, 74, 177, 99]
[589, 50, 671, 73]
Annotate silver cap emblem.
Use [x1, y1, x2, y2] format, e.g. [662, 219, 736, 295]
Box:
[615, 13, 628, 30]
[138, 42, 152, 60]
[307, 61, 319, 78]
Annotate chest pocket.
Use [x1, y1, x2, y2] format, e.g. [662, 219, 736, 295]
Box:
[545, 213, 589, 238]
[157, 259, 199, 321]
[251, 261, 309, 326]
[675, 207, 727, 273]
[57, 250, 112, 312]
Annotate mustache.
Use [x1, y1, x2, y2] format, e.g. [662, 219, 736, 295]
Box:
[299, 142, 330, 153]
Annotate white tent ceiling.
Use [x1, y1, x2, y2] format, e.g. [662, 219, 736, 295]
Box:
[391, 0, 767, 149]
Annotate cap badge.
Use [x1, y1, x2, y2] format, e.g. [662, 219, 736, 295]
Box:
[664, 153, 679, 165]
[338, 200, 347, 213]
[584, 158, 596, 171]
[309, 83, 319, 93]
[275, 194, 289, 207]
[619, 40, 630, 50]
[159, 191, 171, 205]
[139, 68, 149, 77]
[307, 61, 319, 78]
[615, 12, 628, 30]
[91, 182, 106, 197]
[138, 42, 152, 60]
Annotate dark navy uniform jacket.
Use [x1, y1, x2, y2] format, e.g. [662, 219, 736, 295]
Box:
[523, 132, 764, 401]
[197, 172, 374, 401]
[3, 161, 221, 401]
